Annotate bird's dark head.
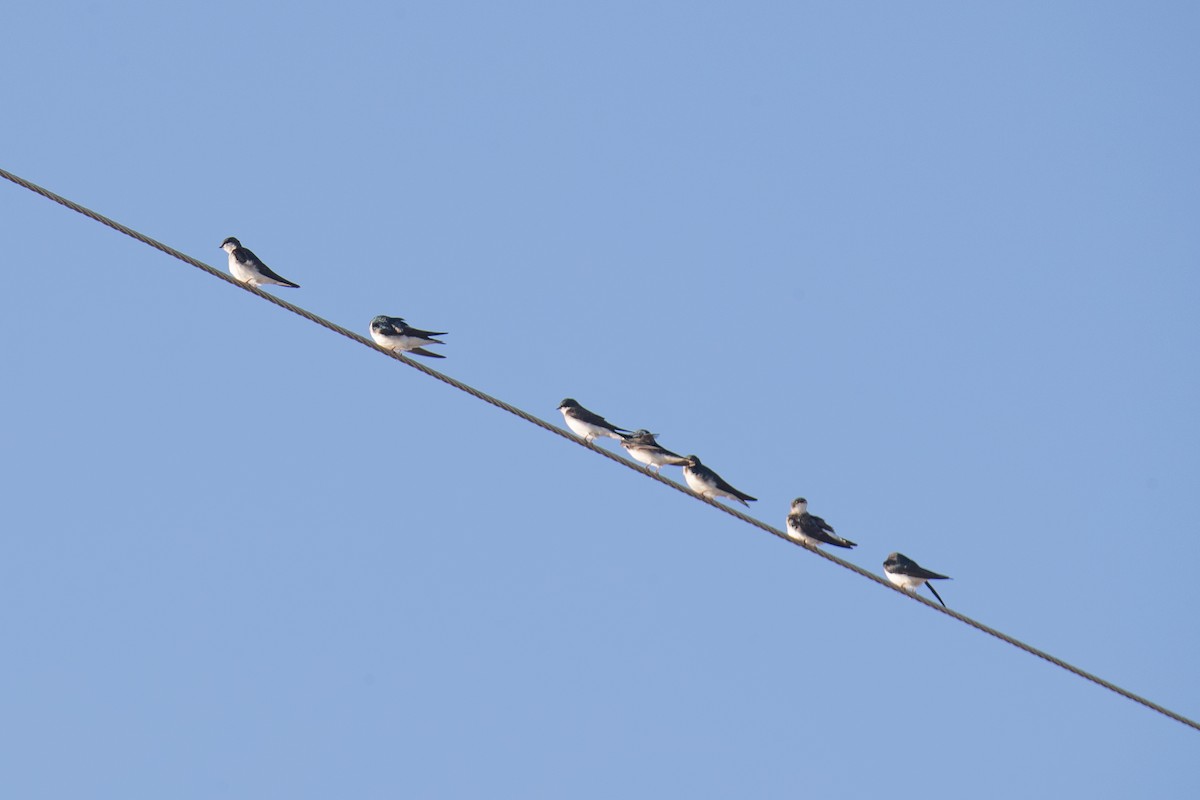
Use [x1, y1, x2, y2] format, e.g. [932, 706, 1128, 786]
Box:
[683, 455, 700, 467]
[558, 398, 578, 410]
[792, 497, 808, 509]
[220, 236, 241, 250]
[369, 315, 392, 332]
[883, 552, 903, 569]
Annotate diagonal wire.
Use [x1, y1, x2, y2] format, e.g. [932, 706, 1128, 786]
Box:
[3, 165, 1197, 734]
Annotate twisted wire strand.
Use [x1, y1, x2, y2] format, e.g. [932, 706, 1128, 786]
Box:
[3, 165, 1196, 733]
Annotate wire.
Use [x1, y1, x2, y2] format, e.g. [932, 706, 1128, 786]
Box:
[3, 165, 1197, 734]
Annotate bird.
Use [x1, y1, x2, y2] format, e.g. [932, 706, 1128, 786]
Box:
[620, 430, 690, 472]
[682, 455, 756, 507]
[786, 497, 857, 549]
[369, 315, 448, 359]
[557, 398, 631, 442]
[219, 237, 300, 288]
[883, 552, 951, 607]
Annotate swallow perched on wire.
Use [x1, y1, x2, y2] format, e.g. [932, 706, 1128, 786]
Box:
[369, 315, 448, 359]
[219, 237, 300, 288]
[785, 497, 857, 549]
[682, 455, 756, 507]
[557, 398, 631, 443]
[884, 552, 951, 607]
[620, 429, 690, 472]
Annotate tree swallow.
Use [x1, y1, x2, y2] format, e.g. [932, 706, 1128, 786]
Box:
[620, 429, 690, 472]
[883, 552, 951, 607]
[682, 455, 756, 507]
[786, 497, 857, 549]
[369, 315, 448, 359]
[219, 237, 300, 288]
[557, 398, 631, 442]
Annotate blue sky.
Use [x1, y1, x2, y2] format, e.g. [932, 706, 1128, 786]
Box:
[3, 2, 1198, 797]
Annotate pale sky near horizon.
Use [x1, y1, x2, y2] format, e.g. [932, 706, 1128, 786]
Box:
[3, 3, 1198, 797]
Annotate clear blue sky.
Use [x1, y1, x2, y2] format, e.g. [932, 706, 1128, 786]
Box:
[3, 2, 1198, 797]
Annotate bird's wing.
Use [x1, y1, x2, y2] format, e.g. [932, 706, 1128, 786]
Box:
[402, 326, 449, 339]
[237, 248, 296, 285]
[658, 449, 689, 464]
[903, 560, 950, 581]
[572, 406, 625, 431]
[232, 247, 260, 267]
[712, 471, 755, 501]
[656, 444, 686, 460]
[799, 515, 850, 545]
[809, 513, 835, 534]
